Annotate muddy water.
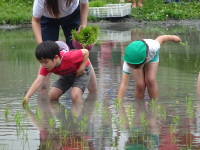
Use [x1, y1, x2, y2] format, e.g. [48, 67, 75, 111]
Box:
[0, 26, 200, 150]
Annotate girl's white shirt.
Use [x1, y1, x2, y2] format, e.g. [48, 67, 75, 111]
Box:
[123, 39, 160, 74]
[33, 0, 88, 18]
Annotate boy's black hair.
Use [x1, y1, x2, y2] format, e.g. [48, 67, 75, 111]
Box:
[35, 41, 60, 60]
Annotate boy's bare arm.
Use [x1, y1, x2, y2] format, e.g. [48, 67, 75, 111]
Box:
[24, 75, 46, 103]
[155, 35, 181, 45]
[76, 49, 89, 76]
[117, 73, 130, 101]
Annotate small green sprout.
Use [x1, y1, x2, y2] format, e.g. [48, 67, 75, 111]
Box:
[180, 41, 187, 47]
[4, 107, 9, 119]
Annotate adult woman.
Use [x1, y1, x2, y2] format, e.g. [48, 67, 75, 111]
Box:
[32, 0, 97, 93]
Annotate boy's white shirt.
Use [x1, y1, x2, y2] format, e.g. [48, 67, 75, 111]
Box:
[33, 0, 88, 18]
[123, 39, 160, 74]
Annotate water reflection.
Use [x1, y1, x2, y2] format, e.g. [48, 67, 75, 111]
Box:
[0, 26, 200, 149]
[24, 93, 97, 149]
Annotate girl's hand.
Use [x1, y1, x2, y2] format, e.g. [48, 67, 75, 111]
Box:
[172, 35, 182, 43]
[22, 97, 29, 105]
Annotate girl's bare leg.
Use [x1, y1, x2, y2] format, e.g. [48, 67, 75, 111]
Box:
[132, 69, 146, 99]
[144, 63, 159, 100]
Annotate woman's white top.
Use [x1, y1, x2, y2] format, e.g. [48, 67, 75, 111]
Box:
[33, 0, 88, 18]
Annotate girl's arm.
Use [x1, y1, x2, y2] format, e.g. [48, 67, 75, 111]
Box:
[32, 16, 42, 44]
[155, 35, 181, 45]
[24, 75, 46, 103]
[117, 73, 130, 101]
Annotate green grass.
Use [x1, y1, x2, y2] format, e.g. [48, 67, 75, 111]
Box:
[0, 0, 32, 25]
[0, 0, 199, 25]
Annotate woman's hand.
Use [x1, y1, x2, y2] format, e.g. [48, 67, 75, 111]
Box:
[77, 25, 86, 33]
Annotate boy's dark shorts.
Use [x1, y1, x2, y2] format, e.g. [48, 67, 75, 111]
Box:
[52, 65, 91, 93]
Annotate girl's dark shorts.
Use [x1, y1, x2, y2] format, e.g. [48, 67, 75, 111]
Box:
[52, 65, 91, 93]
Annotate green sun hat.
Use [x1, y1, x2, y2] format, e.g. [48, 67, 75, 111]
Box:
[123, 41, 148, 64]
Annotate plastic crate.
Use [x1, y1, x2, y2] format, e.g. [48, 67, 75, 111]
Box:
[89, 3, 132, 18]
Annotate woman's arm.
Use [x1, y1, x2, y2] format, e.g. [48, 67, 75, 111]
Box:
[155, 35, 181, 45]
[32, 16, 43, 44]
[78, 3, 89, 32]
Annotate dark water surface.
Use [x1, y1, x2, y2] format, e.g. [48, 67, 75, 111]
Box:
[0, 26, 200, 150]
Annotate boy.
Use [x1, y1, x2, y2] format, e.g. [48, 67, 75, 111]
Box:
[117, 35, 181, 101]
[23, 41, 91, 104]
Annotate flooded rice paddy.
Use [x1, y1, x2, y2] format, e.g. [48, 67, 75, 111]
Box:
[0, 25, 200, 150]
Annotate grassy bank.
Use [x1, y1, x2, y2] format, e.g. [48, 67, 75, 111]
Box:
[0, 0, 199, 25]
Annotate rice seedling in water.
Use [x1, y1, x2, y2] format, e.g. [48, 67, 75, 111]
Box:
[113, 116, 118, 126]
[72, 113, 78, 122]
[59, 120, 63, 138]
[45, 139, 51, 150]
[48, 117, 56, 131]
[140, 113, 148, 129]
[102, 109, 110, 121]
[95, 101, 100, 111]
[21, 126, 29, 143]
[65, 109, 69, 118]
[186, 96, 194, 118]
[180, 41, 187, 47]
[169, 115, 180, 143]
[35, 107, 42, 121]
[78, 115, 88, 132]
[119, 117, 126, 130]
[149, 99, 158, 110]
[157, 105, 167, 120]
[115, 98, 121, 108]
[4, 107, 9, 118]
[23, 102, 30, 110]
[126, 104, 134, 127]
[14, 111, 22, 126]
[62, 130, 68, 145]
[127, 104, 134, 117]
[169, 124, 177, 143]
[172, 115, 179, 125]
